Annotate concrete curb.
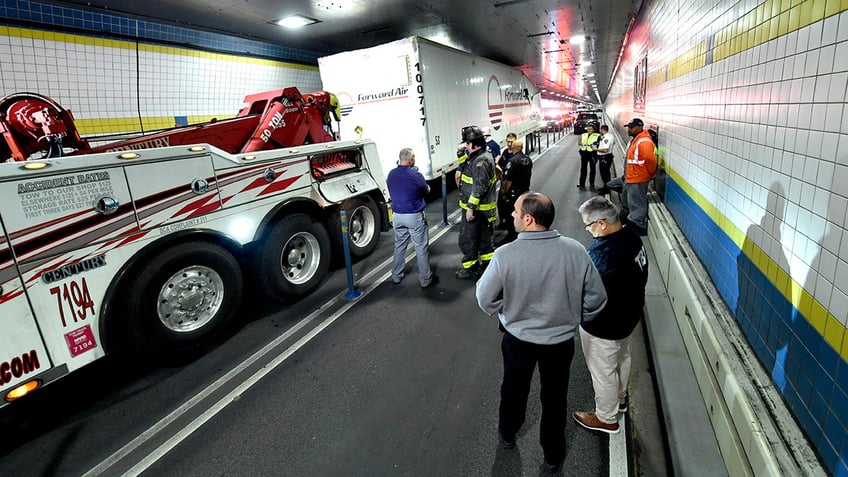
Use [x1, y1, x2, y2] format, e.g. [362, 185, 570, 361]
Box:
[647, 195, 825, 476]
[642, 238, 728, 476]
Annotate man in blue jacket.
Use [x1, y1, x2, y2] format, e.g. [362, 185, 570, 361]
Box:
[476, 192, 607, 472]
[386, 148, 436, 288]
[573, 196, 648, 434]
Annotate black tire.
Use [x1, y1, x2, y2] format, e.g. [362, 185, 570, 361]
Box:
[121, 241, 243, 358]
[255, 214, 331, 301]
[328, 195, 381, 262]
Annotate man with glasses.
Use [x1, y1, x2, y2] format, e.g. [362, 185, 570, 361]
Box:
[573, 196, 649, 434]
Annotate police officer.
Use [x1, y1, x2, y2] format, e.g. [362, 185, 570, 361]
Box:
[456, 125, 498, 280]
[496, 132, 518, 229]
[578, 123, 601, 189]
[595, 124, 615, 195]
[496, 138, 533, 245]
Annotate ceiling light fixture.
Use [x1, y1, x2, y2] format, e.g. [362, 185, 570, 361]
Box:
[570, 35, 587, 45]
[494, 0, 535, 6]
[275, 14, 320, 29]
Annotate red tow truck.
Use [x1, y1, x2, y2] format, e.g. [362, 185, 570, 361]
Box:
[0, 87, 390, 405]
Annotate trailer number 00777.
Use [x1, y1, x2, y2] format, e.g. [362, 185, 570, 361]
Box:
[415, 63, 426, 126]
[49, 277, 96, 327]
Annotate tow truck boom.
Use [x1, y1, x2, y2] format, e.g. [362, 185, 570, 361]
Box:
[0, 87, 341, 162]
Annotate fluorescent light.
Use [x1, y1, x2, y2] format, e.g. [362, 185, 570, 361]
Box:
[276, 14, 320, 29]
[570, 35, 586, 45]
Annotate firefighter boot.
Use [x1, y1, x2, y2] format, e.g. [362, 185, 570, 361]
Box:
[455, 264, 482, 280]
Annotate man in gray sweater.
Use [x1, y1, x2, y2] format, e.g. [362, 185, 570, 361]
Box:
[476, 191, 607, 473]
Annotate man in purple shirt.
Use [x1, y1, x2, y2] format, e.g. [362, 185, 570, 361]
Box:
[386, 148, 437, 288]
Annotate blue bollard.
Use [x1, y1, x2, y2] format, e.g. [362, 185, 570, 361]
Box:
[339, 210, 361, 299]
[441, 172, 450, 226]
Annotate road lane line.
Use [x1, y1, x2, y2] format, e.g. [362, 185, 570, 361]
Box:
[123, 211, 461, 475]
[610, 413, 629, 476]
[84, 208, 462, 476]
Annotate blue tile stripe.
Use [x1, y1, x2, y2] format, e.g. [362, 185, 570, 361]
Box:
[0, 0, 324, 64]
[665, 177, 847, 474]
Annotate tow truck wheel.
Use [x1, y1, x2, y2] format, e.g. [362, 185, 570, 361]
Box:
[256, 214, 330, 301]
[329, 196, 381, 262]
[123, 241, 243, 358]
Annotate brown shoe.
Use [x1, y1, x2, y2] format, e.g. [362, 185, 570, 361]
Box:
[572, 411, 620, 434]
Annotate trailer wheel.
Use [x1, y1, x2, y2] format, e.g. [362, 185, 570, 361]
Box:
[256, 214, 330, 301]
[329, 196, 381, 262]
[123, 241, 243, 357]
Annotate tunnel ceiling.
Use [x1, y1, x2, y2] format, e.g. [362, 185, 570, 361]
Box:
[50, 0, 642, 105]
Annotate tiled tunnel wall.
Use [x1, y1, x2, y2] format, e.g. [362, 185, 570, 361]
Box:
[0, 0, 322, 137]
[606, 0, 848, 474]
[4, 0, 848, 474]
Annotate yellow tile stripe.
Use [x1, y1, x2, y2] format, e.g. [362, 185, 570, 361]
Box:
[660, 0, 848, 81]
[668, 41, 707, 80]
[665, 165, 846, 361]
[0, 25, 318, 71]
[74, 115, 236, 135]
[0, 25, 314, 135]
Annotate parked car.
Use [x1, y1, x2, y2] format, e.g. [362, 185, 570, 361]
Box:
[573, 112, 600, 134]
[542, 115, 565, 131]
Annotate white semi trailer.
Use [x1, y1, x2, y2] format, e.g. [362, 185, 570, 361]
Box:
[319, 36, 543, 181]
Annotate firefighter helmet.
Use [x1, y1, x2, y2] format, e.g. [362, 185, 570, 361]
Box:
[461, 125, 485, 142]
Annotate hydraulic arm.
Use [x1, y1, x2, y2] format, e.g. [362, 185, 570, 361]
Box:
[0, 87, 341, 162]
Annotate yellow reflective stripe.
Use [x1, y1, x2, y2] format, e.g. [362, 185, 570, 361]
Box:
[462, 260, 479, 268]
[461, 200, 495, 210]
[468, 196, 480, 205]
[460, 174, 473, 184]
[480, 252, 494, 261]
[628, 137, 654, 165]
[488, 175, 497, 185]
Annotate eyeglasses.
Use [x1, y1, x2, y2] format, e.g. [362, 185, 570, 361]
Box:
[584, 219, 601, 230]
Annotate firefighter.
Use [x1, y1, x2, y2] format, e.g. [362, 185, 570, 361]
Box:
[456, 125, 498, 280]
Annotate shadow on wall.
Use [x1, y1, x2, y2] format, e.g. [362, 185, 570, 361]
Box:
[736, 182, 792, 388]
[736, 180, 848, 472]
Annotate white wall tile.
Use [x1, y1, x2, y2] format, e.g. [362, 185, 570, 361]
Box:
[809, 21, 824, 50]
[838, 11, 848, 43]
[835, 41, 848, 73]
[818, 44, 836, 74]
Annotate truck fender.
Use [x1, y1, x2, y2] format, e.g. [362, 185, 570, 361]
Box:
[98, 229, 243, 354]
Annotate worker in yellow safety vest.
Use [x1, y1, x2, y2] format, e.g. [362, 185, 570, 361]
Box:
[578, 123, 602, 189]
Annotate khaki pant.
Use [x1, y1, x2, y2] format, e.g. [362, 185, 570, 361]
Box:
[579, 327, 631, 424]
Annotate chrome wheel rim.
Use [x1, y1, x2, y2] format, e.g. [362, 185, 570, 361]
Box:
[282, 231, 321, 284]
[348, 204, 376, 248]
[157, 266, 225, 333]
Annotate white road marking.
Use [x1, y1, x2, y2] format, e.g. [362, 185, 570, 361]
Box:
[611, 413, 629, 476]
[86, 143, 632, 475]
[84, 209, 462, 476]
